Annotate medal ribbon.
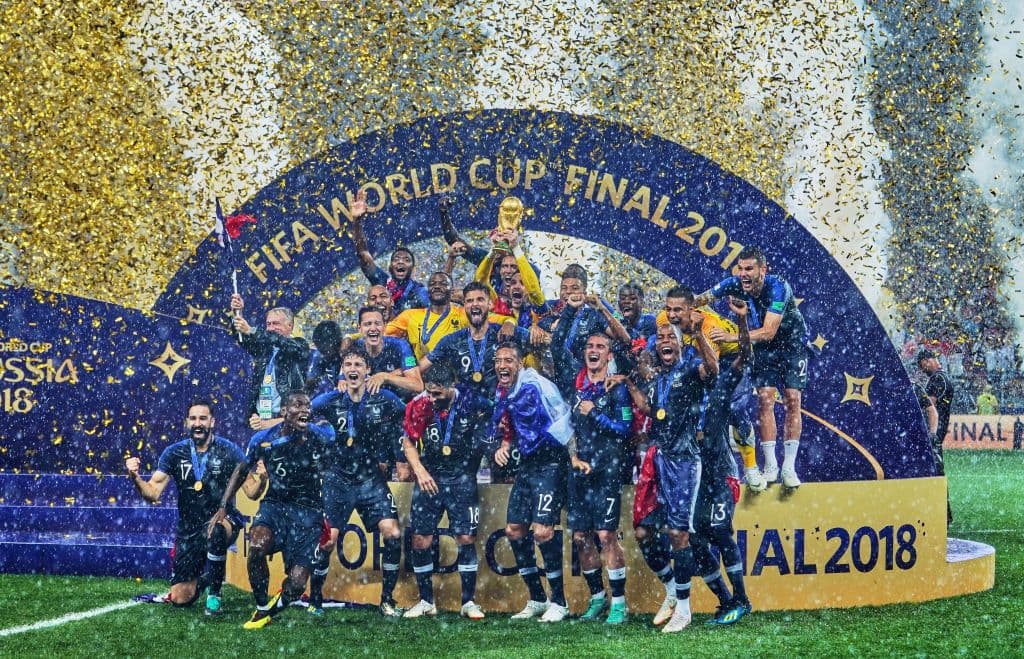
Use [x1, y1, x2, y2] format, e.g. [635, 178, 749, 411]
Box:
[190, 440, 210, 485]
[467, 330, 488, 375]
[346, 394, 365, 443]
[435, 405, 457, 453]
[655, 365, 679, 416]
[420, 307, 451, 346]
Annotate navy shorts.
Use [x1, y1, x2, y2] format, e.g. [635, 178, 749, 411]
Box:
[692, 476, 735, 538]
[171, 517, 241, 585]
[252, 499, 323, 570]
[728, 373, 757, 443]
[507, 462, 565, 527]
[410, 474, 480, 537]
[323, 474, 398, 531]
[751, 339, 808, 391]
[567, 464, 623, 531]
[653, 451, 701, 532]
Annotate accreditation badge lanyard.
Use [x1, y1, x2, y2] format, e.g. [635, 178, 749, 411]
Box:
[189, 441, 210, 492]
[467, 330, 488, 383]
[420, 308, 450, 347]
[258, 348, 280, 420]
[345, 394, 365, 448]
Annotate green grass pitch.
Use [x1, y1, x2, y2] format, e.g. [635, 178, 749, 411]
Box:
[3, 451, 1022, 657]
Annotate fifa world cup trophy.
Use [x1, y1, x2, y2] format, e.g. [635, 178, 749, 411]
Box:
[493, 196, 524, 253]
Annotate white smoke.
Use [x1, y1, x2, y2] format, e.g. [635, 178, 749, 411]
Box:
[966, 0, 1024, 361]
[714, 1, 894, 321]
[125, 0, 292, 235]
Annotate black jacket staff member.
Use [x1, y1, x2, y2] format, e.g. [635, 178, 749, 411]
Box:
[231, 294, 310, 428]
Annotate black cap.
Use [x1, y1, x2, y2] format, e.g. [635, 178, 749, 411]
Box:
[916, 349, 937, 363]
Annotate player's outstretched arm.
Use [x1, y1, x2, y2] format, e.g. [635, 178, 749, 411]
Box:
[240, 460, 268, 500]
[693, 321, 720, 380]
[125, 456, 169, 504]
[344, 190, 377, 275]
[621, 374, 651, 415]
[729, 296, 753, 370]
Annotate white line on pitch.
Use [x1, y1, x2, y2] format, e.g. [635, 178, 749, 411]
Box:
[0, 600, 141, 638]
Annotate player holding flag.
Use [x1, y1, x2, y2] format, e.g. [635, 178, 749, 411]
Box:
[491, 342, 576, 623]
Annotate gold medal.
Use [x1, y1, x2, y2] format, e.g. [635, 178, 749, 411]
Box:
[442, 445, 452, 456]
[472, 371, 483, 383]
[193, 481, 203, 491]
[656, 408, 666, 420]
[347, 437, 354, 447]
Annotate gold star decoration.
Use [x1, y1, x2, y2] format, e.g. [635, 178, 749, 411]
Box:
[811, 334, 828, 351]
[794, 297, 804, 307]
[841, 373, 874, 406]
[149, 341, 190, 383]
[183, 305, 211, 324]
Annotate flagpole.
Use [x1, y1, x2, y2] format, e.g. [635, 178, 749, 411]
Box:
[216, 197, 243, 341]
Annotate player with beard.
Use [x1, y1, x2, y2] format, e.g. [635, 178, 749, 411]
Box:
[400, 364, 493, 619]
[420, 282, 527, 399]
[208, 392, 336, 629]
[352, 306, 423, 398]
[565, 332, 633, 624]
[622, 320, 719, 633]
[692, 297, 754, 626]
[491, 343, 575, 623]
[421, 282, 529, 482]
[695, 247, 809, 489]
[347, 190, 429, 314]
[309, 346, 407, 617]
[126, 400, 247, 614]
[655, 286, 765, 492]
[386, 272, 468, 361]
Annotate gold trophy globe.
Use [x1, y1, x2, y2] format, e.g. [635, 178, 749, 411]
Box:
[493, 196, 524, 253]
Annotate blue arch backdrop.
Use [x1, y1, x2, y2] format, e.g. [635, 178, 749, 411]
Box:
[0, 110, 934, 481]
[152, 109, 934, 483]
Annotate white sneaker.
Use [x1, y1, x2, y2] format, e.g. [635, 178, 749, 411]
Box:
[460, 600, 486, 620]
[781, 467, 801, 489]
[662, 604, 692, 633]
[511, 600, 549, 620]
[539, 602, 569, 623]
[745, 467, 767, 493]
[762, 464, 779, 483]
[652, 595, 677, 626]
[402, 599, 438, 618]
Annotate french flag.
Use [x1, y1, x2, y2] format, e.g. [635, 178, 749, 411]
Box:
[493, 368, 573, 456]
